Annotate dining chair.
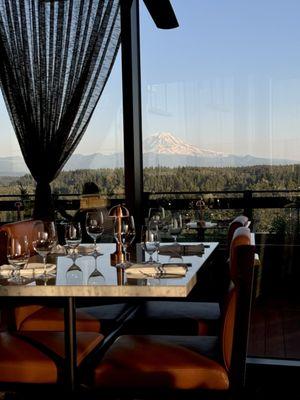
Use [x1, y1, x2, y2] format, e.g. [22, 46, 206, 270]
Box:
[122, 215, 249, 336]
[0, 219, 135, 335]
[85, 227, 255, 399]
[0, 330, 102, 387]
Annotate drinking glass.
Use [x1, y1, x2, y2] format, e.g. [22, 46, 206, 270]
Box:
[86, 210, 104, 256]
[32, 221, 57, 281]
[168, 213, 183, 244]
[7, 236, 30, 284]
[64, 222, 82, 260]
[66, 262, 83, 285]
[114, 216, 136, 268]
[141, 225, 159, 264]
[87, 257, 105, 285]
[65, 222, 83, 285]
[148, 206, 167, 241]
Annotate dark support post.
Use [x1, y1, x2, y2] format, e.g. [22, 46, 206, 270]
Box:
[64, 296, 77, 391]
[120, 0, 144, 232]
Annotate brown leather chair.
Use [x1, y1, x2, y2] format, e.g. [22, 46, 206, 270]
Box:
[0, 220, 134, 335]
[122, 215, 249, 336]
[85, 227, 255, 398]
[0, 330, 102, 385]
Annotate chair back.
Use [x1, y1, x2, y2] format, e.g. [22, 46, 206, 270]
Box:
[221, 227, 254, 390]
[0, 219, 44, 257]
[0, 219, 45, 330]
[227, 215, 249, 248]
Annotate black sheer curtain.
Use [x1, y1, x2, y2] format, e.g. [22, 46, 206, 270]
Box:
[0, 0, 120, 219]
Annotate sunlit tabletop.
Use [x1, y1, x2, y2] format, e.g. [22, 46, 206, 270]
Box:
[0, 242, 218, 298]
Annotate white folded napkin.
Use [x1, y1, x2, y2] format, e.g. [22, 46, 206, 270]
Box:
[125, 263, 187, 278]
[0, 263, 56, 278]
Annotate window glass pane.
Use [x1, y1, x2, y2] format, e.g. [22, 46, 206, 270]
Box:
[140, 0, 300, 189]
[0, 52, 124, 220]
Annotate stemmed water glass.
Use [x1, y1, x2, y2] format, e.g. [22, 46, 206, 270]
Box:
[65, 222, 82, 259]
[141, 225, 159, 264]
[85, 210, 104, 256]
[32, 221, 57, 281]
[7, 235, 30, 284]
[65, 222, 83, 285]
[114, 215, 136, 268]
[87, 257, 105, 285]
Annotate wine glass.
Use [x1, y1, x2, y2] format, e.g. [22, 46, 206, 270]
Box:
[85, 210, 104, 256]
[114, 216, 136, 268]
[64, 222, 82, 260]
[168, 213, 183, 244]
[87, 257, 105, 285]
[7, 235, 30, 284]
[32, 221, 57, 281]
[66, 262, 83, 285]
[141, 225, 159, 264]
[65, 222, 83, 285]
[148, 206, 167, 241]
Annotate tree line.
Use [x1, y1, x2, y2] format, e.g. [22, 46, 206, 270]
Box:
[1, 164, 300, 195]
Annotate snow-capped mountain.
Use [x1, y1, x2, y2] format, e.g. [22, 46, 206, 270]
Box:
[0, 132, 297, 176]
[143, 132, 226, 157]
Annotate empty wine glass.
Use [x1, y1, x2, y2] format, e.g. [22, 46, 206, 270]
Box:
[148, 206, 167, 241]
[114, 216, 136, 268]
[86, 210, 104, 256]
[32, 221, 57, 281]
[65, 222, 82, 260]
[66, 262, 83, 285]
[141, 225, 159, 264]
[87, 257, 105, 285]
[168, 213, 183, 244]
[7, 235, 30, 284]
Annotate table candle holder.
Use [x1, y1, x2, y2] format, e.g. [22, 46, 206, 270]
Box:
[108, 204, 129, 266]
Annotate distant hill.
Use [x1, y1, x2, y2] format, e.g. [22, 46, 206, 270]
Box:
[0, 132, 297, 176]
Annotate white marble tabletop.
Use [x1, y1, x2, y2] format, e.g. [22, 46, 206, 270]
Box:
[0, 242, 218, 298]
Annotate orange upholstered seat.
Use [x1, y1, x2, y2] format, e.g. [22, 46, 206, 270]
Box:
[93, 335, 229, 390]
[0, 331, 103, 384]
[18, 303, 131, 335]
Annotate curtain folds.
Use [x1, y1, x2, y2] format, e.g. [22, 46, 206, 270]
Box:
[0, 0, 120, 219]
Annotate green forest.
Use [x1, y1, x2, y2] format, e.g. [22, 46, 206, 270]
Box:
[1, 164, 300, 196]
[0, 164, 300, 234]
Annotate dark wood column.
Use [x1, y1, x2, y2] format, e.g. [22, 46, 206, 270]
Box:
[120, 0, 144, 230]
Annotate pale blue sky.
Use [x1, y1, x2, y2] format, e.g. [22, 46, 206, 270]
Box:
[1, 0, 300, 161]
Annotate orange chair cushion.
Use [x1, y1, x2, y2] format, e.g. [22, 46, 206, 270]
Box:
[18, 304, 130, 334]
[221, 289, 237, 371]
[20, 331, 104, 365]
[93, 335, 229, 390]
[0, 332, 57, 384]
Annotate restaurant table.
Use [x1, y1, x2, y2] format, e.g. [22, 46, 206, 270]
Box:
[0, 241, 218, 391]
